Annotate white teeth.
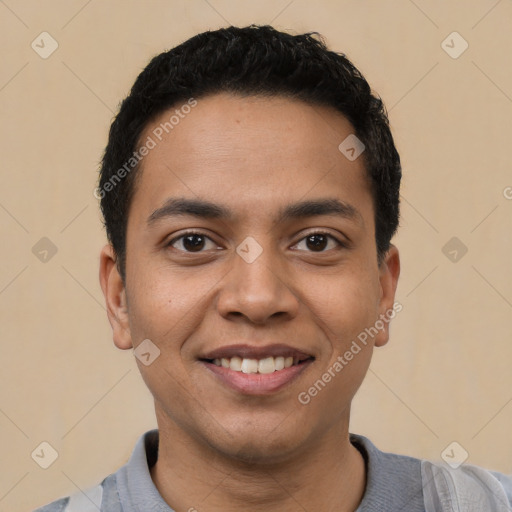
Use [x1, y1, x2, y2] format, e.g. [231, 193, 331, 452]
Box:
[258, 357, 275, 374]
[210, 355, 307, 373]
[275, 356, 285, 371]
[230, 356, 242, 371]
[241, 358, 259, 374]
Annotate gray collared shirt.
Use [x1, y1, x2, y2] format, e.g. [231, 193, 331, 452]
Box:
[34, 428, 510, 511]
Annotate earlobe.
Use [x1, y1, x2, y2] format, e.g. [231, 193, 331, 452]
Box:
[374, 244, 401, 348]
[99, 244, 133, 350]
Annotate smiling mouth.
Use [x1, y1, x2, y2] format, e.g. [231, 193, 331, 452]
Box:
[201, 355, 314, 374]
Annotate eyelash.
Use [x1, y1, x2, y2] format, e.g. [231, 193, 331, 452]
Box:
[166, 230, 347, 254]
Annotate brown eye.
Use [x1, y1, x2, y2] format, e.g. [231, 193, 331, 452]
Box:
[293, 232, 343, 253]
[305, 234, 328, 251]
[168, 232, 218, 253]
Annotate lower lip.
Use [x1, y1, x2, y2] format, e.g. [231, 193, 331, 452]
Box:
[202, 360, 313, 395]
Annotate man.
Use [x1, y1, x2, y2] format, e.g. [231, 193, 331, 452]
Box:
[36, 25, 512, 511]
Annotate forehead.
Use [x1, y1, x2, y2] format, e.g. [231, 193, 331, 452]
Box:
[130, 93, 373, 226]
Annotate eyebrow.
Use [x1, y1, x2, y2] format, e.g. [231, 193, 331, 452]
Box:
[147, 197, 363, 226]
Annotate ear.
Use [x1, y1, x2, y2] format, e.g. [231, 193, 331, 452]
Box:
[374, 244, 401, 348]
[99, 244, 133, 350]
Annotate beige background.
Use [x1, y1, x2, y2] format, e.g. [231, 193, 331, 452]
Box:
[1, 0, 512, 510]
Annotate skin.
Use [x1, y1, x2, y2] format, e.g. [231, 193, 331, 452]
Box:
[100, 92, 400, 512]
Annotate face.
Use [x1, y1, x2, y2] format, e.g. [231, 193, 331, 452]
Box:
[100, 93, 400, 464]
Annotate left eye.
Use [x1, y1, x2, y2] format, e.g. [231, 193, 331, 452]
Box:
[292, 232, 342, 252]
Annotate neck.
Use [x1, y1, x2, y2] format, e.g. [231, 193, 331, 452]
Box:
[149, 409, 367, 512]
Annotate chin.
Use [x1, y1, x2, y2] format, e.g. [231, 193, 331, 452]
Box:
[210, 427, 305, 466]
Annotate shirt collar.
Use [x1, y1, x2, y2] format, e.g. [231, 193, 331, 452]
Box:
[116, 429, 424, 512]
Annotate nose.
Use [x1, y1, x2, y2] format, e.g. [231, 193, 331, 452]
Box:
[216, 241, 300, 325]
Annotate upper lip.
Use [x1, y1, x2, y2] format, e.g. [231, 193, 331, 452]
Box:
[200, 344, 314, 361]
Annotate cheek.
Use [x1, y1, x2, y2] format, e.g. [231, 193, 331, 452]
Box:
[305, 267, 380, 344]
[125, 259, 220, 345]
[125, 257, 175, 342]
[297, 279, 377, 418]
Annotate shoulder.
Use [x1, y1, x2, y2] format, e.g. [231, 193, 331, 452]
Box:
[351, 433, 423, 478]
[350, 434, 512, 511]
[421, 459, 512, 510]
[32, 473, 118, 512]
[32, 429, 158, 512]
[350, 434, 425, 511]
[33, 497, 69, 512]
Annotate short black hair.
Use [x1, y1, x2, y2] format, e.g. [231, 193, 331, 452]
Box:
[98, 25, 401, 281]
